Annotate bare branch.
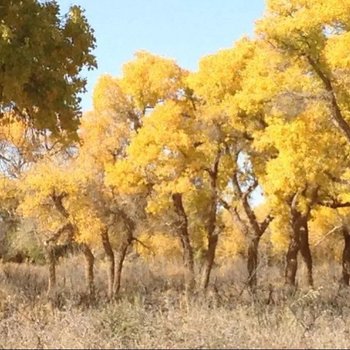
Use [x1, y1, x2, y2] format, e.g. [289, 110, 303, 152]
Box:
[259, 215, 274, 234]
[131, 237, 155, 256]
[319, 200, 350, 209]
[44, 223, 74, 246]
[290, 190, 301, 212]
[312, 225, 342, 248]
[218, 197, 231, 211]
[242, 179, 258, 201]
[51, 191, 69, 219]
[0, 152, 11, 163]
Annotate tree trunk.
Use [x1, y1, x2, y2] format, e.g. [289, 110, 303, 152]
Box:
[299, 219, 313, 287]
[286, 209, 313, 287]
[43, 222, 74, 296]
[200, 152, 221, 291]
[247, 235, 261, 290]
[285, 230, 300, 286]
[230, 170, 271, 292]
[180, 234, 196, 290]
[200, 192, 218, 290]
[172, 193, 195, 289]
[114, 240, 130, 295]
[45, 247, 56, 296]
[101, 229, 115, 299]
[341, 227, 350, 286]
[81, 244, 94, 296]
[200, 232, 218, 289]
[285, 194, 311, 287]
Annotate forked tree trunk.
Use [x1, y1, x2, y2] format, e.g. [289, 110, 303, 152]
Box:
[285, 190, 316, 287]
[81, 244, 95, 296]
[101, 229, 115, 299]
[285, 210, 313, 287]
[112, 208, 136, 296]
[341, 227, 350, 286]
[299, 219, 313, 287]
[172, 193, 195, 289]
[227, 202, 270, 292]
[45, 246, 56, 296]
[230, 168, 272, 292]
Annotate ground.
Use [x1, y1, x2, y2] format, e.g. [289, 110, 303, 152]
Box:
[0, 256, 349, 349]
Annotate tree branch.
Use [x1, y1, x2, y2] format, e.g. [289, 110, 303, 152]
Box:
[306, 55, 350, 143]
[319, 201, 350, 209]
[44, 223, 74, 246]
[131, 237, 155, 256]
[312, 225, 342, 247]
[218, 197, 231, 211]
[242, 179, 258, 201]
[259, 215, 274, 234]
[51, 191, 69, 219]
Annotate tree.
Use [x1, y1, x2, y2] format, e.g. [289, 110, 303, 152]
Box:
[309, 204, 350, 286]
[17, 157, 100, 296]
[254, 102, 349, 286]
[106, 100, 198, 289]
[187, 38, 273, 290]
[257, 0, 350, 145]
[0, 113, 77, 271]
[89, 51, 185, 296]
[0, 0, 96, 138]
[255, 1, 350, 286]
[0, 1, 96, 289]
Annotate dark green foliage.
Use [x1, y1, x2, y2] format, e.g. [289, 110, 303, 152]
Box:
[0, 0, 97, 139]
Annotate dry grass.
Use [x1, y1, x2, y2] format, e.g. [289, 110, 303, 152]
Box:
[0, 256, 350, 349]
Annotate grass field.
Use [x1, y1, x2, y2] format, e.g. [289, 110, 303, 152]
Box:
[0, 256, 349, 349]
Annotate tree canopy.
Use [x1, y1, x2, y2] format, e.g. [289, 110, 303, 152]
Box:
[0, 0, 96, 138]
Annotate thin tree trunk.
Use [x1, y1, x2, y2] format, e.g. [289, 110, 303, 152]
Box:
[285, 198, 300, 286]
[200, 188, 219, 290]
[172, 193, 195, 289]
[201, 194, 219, 290]
[200, 232, 218, 289]
[45, 247, 56, 296]
[114, 240, 129, 295]
[101, 229, 115, 299]
[200, 151, 221, 290]
[299, 219, 313, 287]
[81, 244, 95, 296]
[341, 227, 350, 286]
[247, 235, 261, 290]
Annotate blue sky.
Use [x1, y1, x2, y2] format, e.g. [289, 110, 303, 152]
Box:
[59, 1, 265, 111]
